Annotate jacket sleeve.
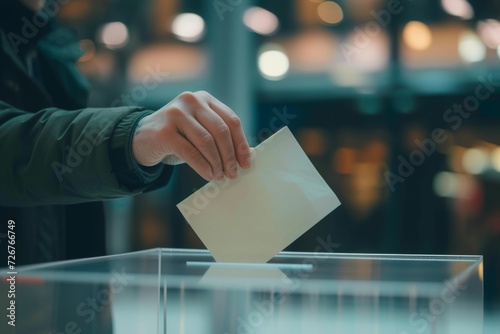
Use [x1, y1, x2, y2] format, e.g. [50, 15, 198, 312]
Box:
[0, 100, 172, 207]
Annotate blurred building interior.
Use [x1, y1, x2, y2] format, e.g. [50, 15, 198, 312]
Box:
[55, 0, 500, 308]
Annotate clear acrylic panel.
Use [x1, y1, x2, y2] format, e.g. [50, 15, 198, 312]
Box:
[0, 248, 483, 334]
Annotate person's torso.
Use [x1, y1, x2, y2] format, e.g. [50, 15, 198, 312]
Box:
[0, 11, 105, 266]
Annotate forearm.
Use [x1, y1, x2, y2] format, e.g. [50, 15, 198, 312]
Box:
[0, 102, 170, 206]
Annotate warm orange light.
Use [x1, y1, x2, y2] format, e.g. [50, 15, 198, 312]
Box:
[477, 261, 483, 281]
[334, 148, 357, 174]
[78, 39, 96, 63]
[317, 1, 344, 25]
[403, 21, 433, 51]
[286, 29, 337, 72]
[298, 128, 328, 157]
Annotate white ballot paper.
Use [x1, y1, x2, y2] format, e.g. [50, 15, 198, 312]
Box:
[177, 127, 341, 263]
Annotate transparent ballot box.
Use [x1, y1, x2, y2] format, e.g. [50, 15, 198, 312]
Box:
[1, 249, 483, 334]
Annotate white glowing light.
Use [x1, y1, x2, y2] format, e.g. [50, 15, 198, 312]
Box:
[462, 148, 489, 174]
[243, 7, 279, 35]
[491, 148, 500, 172]
[258, 44, 289, 80]
[171, 13, 205, 42]
[98, 22, 129, 49]
[477, 19, 500, 49]
[459, 32, 486, 63]
[433, 172, 459, 197]
[441, 0, 474, 20]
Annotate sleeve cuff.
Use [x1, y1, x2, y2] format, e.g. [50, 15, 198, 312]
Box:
[110, 110, 171, 192]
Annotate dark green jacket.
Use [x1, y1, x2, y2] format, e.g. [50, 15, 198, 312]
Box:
[0, 6, 171, 265]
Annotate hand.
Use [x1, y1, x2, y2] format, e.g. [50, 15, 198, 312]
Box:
[132, 91, 252, 181]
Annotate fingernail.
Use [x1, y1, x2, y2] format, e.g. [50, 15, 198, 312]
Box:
[245, 157, 252, 168]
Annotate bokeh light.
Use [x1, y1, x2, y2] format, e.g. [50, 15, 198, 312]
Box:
[171, 13, 205, 42]
[258, 44, 290, 80]
[98, 22, 129, 49]
[340, 30, 390, 72]
[333, 148, 357, 175]
[317, 1, 344, 25]
[78, 39, 96, 63]
[441, 0, 474, 20]
[298, 128, 328, 157]
[477, 19, 500, 49]
[433, 172, 460, 197]
[403, 21, 433, 51]
[462, 147, 489, 174]
[286, 29, 336, 72]
[243, 7, 279, 35]
[491, 147, 500, 172]
[459, 31, 486, 63]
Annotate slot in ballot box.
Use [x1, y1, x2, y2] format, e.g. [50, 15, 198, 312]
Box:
[0, 248, 483, 333]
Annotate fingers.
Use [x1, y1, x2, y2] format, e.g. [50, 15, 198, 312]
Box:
[177, 117, 224, 180]
[194, 109, 238, 179]
[207, 97, 252, 170]
[168, 132, 214, 181]
[151, 91, 252, 181]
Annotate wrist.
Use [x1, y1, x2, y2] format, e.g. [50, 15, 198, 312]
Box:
[132, 115, 150, 166]
[132, 114, 161, 167]
[110, 110, 165, 190]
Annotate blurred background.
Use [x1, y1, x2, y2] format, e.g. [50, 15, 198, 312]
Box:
[55, 0, 499, 308]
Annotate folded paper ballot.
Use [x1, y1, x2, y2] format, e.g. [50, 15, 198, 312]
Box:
[177, 127, 341, 263]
